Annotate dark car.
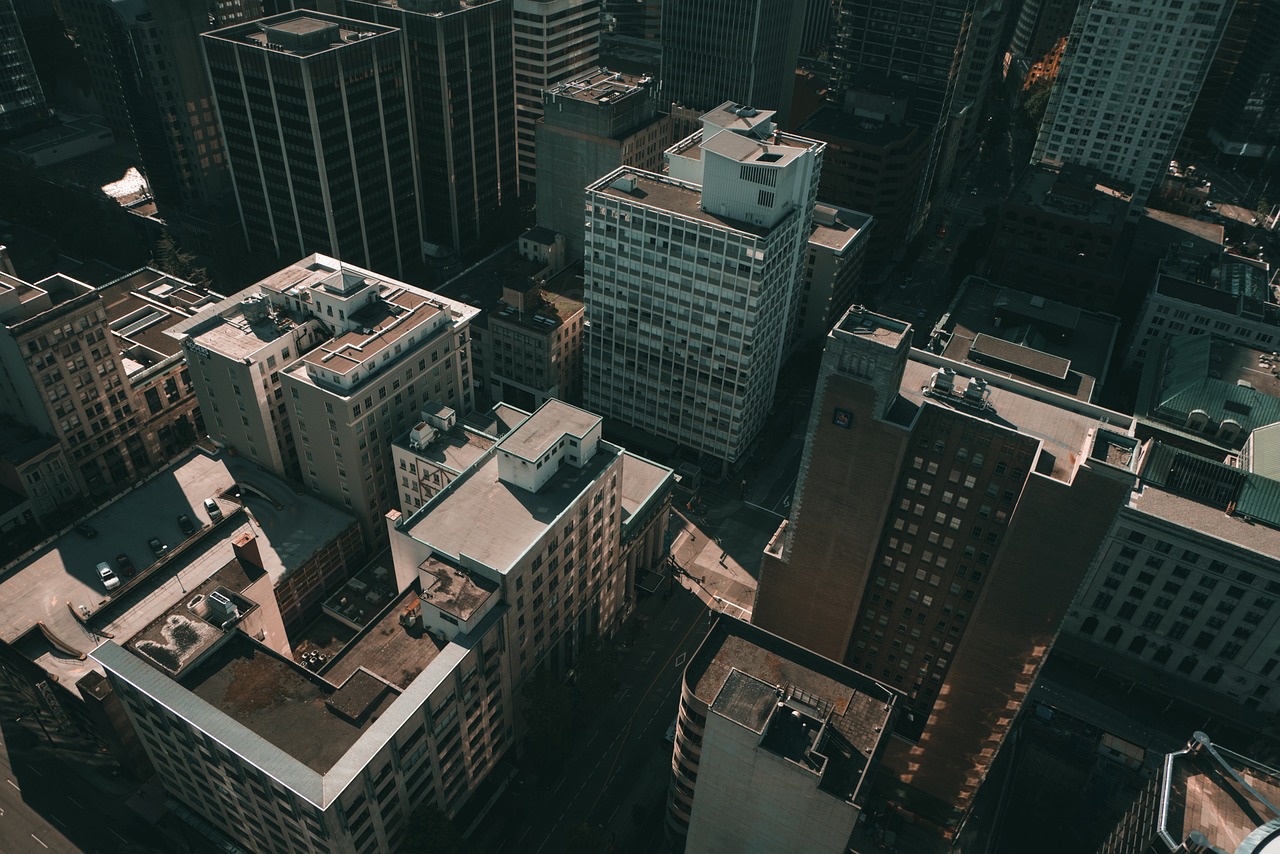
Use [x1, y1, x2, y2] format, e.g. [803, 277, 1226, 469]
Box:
[148, 537, 169, 559]
[177, 513, 195, 536]
[75, 523, 97, 539]
[116, 553, 135, 577]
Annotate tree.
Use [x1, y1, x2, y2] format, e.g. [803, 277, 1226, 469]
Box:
[152, 231, 211, 287]
[1018, 80, 1053, 134]
[399, 803, 464, 854]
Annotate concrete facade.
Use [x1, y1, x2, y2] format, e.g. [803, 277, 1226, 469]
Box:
[797, 204, 872, 345]
[168, 255, 479, 546]
[536, 67, 673, 261]
[1033, 0, 1233, 210]
[583, 104, 823, 467]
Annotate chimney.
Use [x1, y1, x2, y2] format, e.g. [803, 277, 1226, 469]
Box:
[232, 530, 263, 570]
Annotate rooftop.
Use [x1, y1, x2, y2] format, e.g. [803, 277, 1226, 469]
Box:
[321, 588, 448, 691]
[1007, 163, 1130, 226]
[589, 169, 772, 238]
[205, 12, 395, 58]
[933, 278, 1120, 401]
[687, 616, 896, 804]
[900, 351, 1136, 483]
[546, 67, 653, 104]
[619, 450, 674, 526]
[418, 555, 498, 623]
[1134, 443, 1280, 548]
[0, 450, 357, 692]
[800, 104, 921, 148]
[1143, 207, 1226, 246]
[395, 421, 497, 474]
[809, 204, 873, 253]
[836, 305, 911, 348]
[496, 399, 600, 462]
[1153, 248, 1275, 317]
[1160, 734, 1280, 853]
[347, 0, 501, 18]
[99, 268, 218, 369]
[1137, 335, 1280, 448]
[183, 632, 398, 775]
[406, 440, 618, 573]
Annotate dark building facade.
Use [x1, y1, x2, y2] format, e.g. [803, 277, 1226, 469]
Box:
[0, 0, 50, 138]
[202, 12, 423, 277]
[344, 0, 518, 259]
[753, 305, 1138, 829]
[660, 0, 802, 124]
[58, 0, 264, 213]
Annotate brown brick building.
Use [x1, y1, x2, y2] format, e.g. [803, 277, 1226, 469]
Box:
[753, 305, 1139, 829]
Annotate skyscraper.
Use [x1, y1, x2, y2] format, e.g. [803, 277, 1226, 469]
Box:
[0, 0, 50, 138]
[660, 0, 803, 124]
[513, 0, 601, 186]
[57, 0, 263, 213]
[583, 104, 823, 469]
[753, 305, 1139, 826]
[343, 0, 518, 258]
[1032, 0, 1234, 208]
[202, 12, 424, 277]
[1207, 0, 1280, 159]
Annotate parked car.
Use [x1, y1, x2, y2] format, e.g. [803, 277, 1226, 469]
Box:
[75, 523, 97, 539]
[177, 513, 195, 536]
[116, 553, 135, 577]
[97, 561, 120, 591]
[203, 497, 223, 523]
[148, 537, 169, 558]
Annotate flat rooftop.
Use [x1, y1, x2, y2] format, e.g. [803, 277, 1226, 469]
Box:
[321, 588, 448, 691]
[936, 279, 1120, 402]
[182, 300, 314, 362]
[548, 67, 652, 104]
[396, 423, 496, 474]
[836, 305, 911, 349]
[687, 617, 896, 804]
[205, 12, 395, 58]
[800, 105, 920, 147]
[100, 268, 218, 366]
[407, 442, 618, 573]
[301, 287, 442, 375]
[590, 169, 772, 238]
[0, 450, 356, 693]
[1007, 164, 1129, 226]
[899, 352, 1135, 483]
[183, 633, 398, 775]
[496, 399, 601, 462]
[809, 205, 872, 253]
[418, 555, 498, 623]
[619, 450, 673, 524]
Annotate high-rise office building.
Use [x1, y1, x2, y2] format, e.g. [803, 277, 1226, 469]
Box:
[0, 267, 216, 500]
[583, 103, 823, 469]
[167, 254, 479, 545]
[513, 0, 601, 186]
[1098, 732, 1280, 854]
[830, 0, 979, 236]
[660, 0, 802, 124]
[753, 305, 1139, 826]
[202, 12, 423, 277]
[535, 67, 673, 260]
[1032, 0, 1233, 209]
[0, 0, 50, 138]
[58, 0, 263, 213]
[343, 0, 518, 259]
[668, 615, 898, 850]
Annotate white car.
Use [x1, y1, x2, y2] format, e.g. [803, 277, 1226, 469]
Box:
[97, 561, 121, 591]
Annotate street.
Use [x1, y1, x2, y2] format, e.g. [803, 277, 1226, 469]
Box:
[493, 584, 714, 854]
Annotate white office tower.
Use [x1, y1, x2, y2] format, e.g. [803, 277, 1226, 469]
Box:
[583, 103, 824, 470]
[1032, 0, 1233, 210]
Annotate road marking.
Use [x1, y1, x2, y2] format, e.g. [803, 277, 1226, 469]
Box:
[6, 779, 17, 791]
[51, 816, 65, 828]
[31, 834, 48, 848]
[674, 652, 686, 667]
[110, 830, 127, 843]
[28, 765, 41, 776]
[68, 797, 84, 809]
